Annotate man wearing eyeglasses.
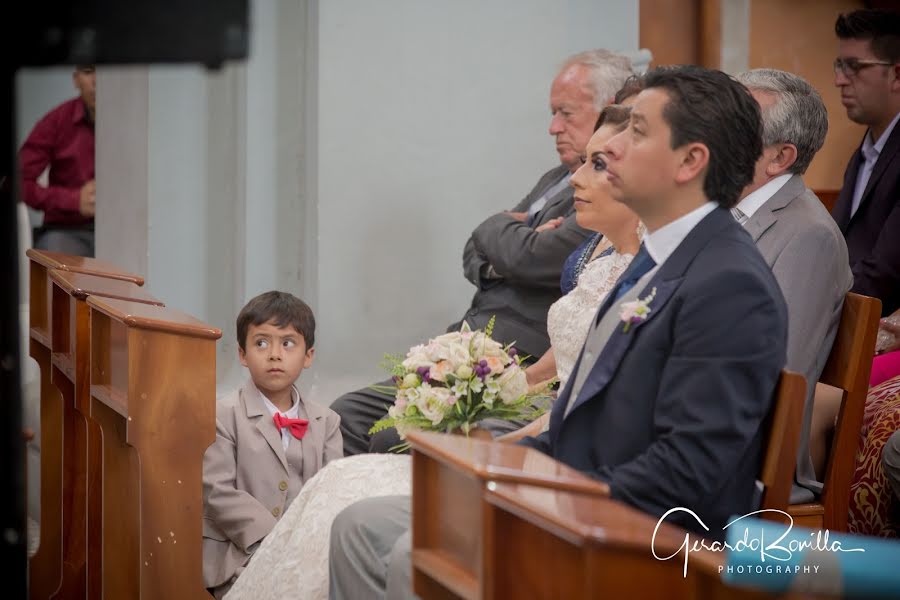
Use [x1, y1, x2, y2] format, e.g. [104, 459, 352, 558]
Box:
[832, 9, 900, 317]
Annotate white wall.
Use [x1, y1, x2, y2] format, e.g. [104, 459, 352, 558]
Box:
[95, 0, 640, 405]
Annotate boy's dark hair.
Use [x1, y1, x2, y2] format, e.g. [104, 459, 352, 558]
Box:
[236, 291, 315, 351]
[642, 65, 762, 209]
[835, 9, 900, 63]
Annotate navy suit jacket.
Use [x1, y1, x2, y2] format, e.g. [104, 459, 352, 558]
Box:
[520, 207, 788, 539]
[832, 121, 900, 316]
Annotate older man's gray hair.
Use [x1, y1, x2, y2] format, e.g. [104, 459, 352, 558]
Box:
[736, 68, 829, 175]
[560, 50, 634, 110]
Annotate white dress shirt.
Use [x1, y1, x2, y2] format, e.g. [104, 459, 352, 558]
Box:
[734, 173, 792, 223]
[643, 201, 718, 267]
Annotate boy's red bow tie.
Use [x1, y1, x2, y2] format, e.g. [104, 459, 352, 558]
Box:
[273, 413, 309, 440]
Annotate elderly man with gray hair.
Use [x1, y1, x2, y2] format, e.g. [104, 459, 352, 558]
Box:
[734, 68, 854, 502]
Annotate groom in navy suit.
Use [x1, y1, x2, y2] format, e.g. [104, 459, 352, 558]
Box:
[328, 66, 788, 599]
[518, 66, 789, 538]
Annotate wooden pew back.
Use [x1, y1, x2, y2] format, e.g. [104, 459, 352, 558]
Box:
[759, 370, 806, 518]
[790, 293, 881, 531]
[87, 296, 220, 600]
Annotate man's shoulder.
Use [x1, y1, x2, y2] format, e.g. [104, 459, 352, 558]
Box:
[774, 188, 848, 251]
[532, 163, 570, 187]
[685, 216, 779, 291]
[42, 97, 84, 122]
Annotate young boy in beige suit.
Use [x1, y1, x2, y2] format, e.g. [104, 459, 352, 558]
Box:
[203, 291, 343, 598]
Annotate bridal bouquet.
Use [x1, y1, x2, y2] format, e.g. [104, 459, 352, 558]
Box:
[369, 318, 551, 443]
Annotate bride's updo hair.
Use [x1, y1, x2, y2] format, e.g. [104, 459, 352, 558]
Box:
[594, 104, 631, 133]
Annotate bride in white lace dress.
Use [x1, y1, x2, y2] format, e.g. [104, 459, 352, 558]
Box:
[225, 109, 641, 600]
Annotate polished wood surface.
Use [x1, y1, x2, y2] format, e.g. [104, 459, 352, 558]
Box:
[484, 481, 706, 599]
[86, 295, 222, 340]
[485, 483, 826, 600]
[788, 293, 881, 531]
[407, 432, 608, 599]
[406, 432, 608, 496]
[639, 0, 721, 69]
[44, 273, 164, 599]
[27, 252, 148, 599]
[759, 371, 806, 519]
[88, 298, 220, 599]
[26, 248, 145, 285]
[49, 270, 163, 305]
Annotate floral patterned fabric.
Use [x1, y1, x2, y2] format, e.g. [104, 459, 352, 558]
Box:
[848, 375, 900, 537]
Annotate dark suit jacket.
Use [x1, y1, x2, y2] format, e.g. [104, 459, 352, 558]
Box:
[520, 208, 788, 539]
[451, 164, 591, 358]
[832, 119, 900, 316]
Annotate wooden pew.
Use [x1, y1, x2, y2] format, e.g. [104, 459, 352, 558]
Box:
[406, 432, 608, 600]
[25, 249, 145, 600]
[408, 431, 826, 600]
[48, 270, 163, 599]
[484, 482, 828, 600]
[789, 293, 881, 531]
[86, 296, 220, 599]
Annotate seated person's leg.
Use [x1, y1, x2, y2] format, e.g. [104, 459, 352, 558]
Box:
[329, 495, 411, 600]
[385, 529, 414, 600]
[34, 228, 94, 257]
[810, 383, 843, 480]
[331, 378, 396, 456]
[883, 429, 900, 501]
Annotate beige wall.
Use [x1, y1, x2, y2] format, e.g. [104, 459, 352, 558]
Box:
[749, 0, 866, 191]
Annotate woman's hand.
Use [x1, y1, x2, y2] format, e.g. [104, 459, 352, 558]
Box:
[535, 217, 564, 233]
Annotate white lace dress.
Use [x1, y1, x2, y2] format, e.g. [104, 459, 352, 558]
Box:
[547, 248, 636, 389]
[224, 454, 412, 600]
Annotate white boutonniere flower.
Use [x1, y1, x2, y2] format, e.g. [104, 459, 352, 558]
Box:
[619, 287, 657, 333]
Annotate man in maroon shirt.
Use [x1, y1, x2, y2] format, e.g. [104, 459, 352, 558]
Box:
[19, 65, 96, 256]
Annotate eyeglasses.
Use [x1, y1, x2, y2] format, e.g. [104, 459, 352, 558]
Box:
[833, 57, 893, 78]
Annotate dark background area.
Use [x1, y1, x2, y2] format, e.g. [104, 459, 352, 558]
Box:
[1, 2, 248, 594]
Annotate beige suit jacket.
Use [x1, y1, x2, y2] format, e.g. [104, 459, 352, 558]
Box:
[202, 378, 342, 589]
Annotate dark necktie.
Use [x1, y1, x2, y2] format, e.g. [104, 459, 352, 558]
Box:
[273, 413, 309, 440]
[611, 244, 657, 302]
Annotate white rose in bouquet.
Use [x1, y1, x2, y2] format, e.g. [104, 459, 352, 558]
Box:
[497, 367, 529, 405]
[402, 344, 435, 371]
[417, 384, 455, 426]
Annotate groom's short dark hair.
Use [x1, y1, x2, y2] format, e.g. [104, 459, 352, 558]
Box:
[237, 291, 316, 351]
[643, 65, 763, 209]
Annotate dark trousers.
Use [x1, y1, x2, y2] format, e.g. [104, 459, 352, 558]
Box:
[33, 225, 94, 257]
